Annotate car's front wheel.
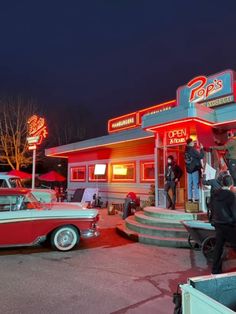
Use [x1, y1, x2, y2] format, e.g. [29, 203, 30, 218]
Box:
[51, 225, 80, 251]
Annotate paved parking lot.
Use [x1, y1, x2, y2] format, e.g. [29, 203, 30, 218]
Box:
[0, 209, 236, 314]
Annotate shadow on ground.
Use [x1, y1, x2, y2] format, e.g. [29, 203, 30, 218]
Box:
[0, 221, 133, 255]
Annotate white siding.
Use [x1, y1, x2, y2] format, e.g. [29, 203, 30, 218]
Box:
[67, 154, 154, 204]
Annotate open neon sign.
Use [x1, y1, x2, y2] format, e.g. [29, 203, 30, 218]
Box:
[167, 128, 187, 145]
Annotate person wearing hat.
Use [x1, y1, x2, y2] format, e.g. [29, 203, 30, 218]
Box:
[184, 138, 204, 203]
[164, 155, 183, 210]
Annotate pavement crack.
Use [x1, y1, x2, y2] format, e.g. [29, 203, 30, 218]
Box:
[78, 265, 138, 278]
[110, 294, 160, 314]
[41, 256, 72, 263]
[133, 272, 183, 296]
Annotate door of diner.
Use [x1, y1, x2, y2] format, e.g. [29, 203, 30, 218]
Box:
[157, 145, 186, 208]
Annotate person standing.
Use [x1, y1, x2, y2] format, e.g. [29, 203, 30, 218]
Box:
[202, 171, 229, 222]
[185, 138, 204, 203]
[212, 132, 236, 185]
[164, 155, 183, 210]
[210, 175, 236, 274]
[202, 171, 229, 197]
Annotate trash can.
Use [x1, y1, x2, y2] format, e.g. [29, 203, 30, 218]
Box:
[181, 272, 236, 313]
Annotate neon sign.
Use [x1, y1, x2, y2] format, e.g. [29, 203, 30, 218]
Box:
[167, 128, 187, 145]
[177, 70, 235, 108]
[138, 100, 176, 123]
[108, 112, 138, 133]
[204, 95, 234, 108]
[188, 76, 223, 103]
[108, 100, 176, 133]
[27, 115, 48, 148]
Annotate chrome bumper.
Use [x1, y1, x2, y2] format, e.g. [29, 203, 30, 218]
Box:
[80, 228, 100, 239]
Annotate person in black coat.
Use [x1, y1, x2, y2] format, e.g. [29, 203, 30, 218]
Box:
[202, 171, 229, 221]
[164, 155, 183, 210]
[210, 175, 236, 274]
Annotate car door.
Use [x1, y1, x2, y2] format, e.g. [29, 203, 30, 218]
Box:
[0, 195, 33, 246]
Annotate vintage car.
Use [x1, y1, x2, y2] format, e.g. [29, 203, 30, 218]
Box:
[30, 188, 57, 203]
[0, 189, 100, 251]
[0, 174, 23, 188]
[0, 174, 58, 203]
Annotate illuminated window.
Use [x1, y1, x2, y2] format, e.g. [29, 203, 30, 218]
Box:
[94, 164, 106, 175]
[88, 164, 108, 182]
[111, 162, 136, 182]
[70, 166, 86, 182]
[140, 161, 155, 182]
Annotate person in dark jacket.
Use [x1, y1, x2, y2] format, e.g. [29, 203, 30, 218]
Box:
[202, 171, 229, 197]
[164, 155, 183, 210]
[122, 192, 140, 219]
[202, 171, 230, 221]
[210, 175, 236, 274]
[212, 132, 236, 185]
[185, 138, 204, 202]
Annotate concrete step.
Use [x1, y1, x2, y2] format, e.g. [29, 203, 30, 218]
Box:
[116, 221, 139, 242]
[139, 234, 189, 248]
[125, 216, 188, 238]
[116, 221, 189, 248]
[143, 207, 207, 221]
[135, 212, 186, 229]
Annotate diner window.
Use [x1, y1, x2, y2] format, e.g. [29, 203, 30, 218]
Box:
[140, 161, 155, 182]
[111, 162, 136, 182]
[88, 164, 107, 182]
[70, 166, 86, 182]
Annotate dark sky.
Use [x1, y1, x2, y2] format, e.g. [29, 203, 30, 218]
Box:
[1, 0, 236, 139]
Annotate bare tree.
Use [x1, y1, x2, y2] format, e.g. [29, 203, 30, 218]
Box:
[49, 105, 88, 146]
[53, 119, 87, 146]
[0, 96, 37, 170]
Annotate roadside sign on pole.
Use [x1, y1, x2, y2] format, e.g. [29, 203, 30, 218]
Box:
[28, 145, 37, 150]
[27, 136, 40, 145]
[27, 115, 48, 189]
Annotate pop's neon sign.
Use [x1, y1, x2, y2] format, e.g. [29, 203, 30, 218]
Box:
[27, 115, 48, 146]
[187, 76, 223, 103]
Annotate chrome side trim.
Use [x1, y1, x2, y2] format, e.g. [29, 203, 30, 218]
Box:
[80, 229, 100, 239]
[0, 235, 47, 248]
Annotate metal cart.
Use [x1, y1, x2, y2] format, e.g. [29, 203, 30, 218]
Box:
[181, 220, 217, 261]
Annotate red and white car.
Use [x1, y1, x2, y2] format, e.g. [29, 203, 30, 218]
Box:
[0, 189, 100, 251]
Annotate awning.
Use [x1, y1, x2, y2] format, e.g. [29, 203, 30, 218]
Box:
[45, 128, 154, 158]
[38, 171, 66, 182]
[8, 170, 32, 179]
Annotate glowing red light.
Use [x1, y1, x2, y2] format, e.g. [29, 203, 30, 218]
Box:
[27, 115, 48, 147]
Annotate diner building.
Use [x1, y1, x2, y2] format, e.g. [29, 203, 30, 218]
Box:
[46, 69, 236, 210]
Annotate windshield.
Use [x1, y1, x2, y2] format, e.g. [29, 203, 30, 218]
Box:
[0, 192, 42, 211]
[23, 192, 42, 210]
[9, 178, 23, 188]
